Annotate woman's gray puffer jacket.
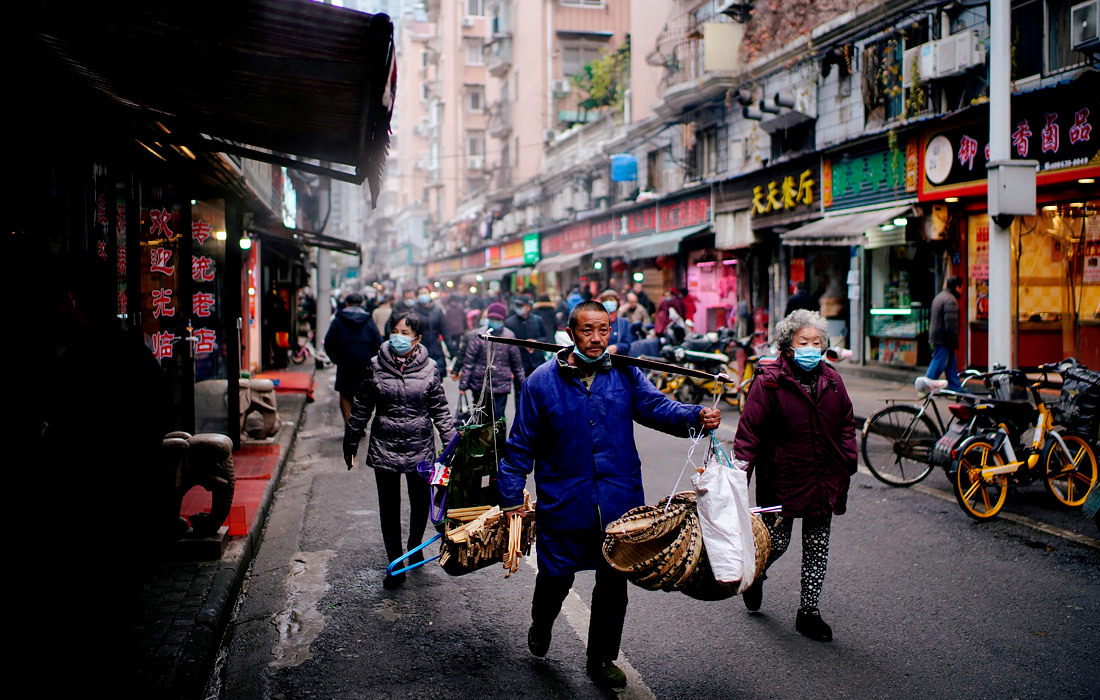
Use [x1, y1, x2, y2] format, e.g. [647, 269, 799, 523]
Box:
[344, 342, 456, 473]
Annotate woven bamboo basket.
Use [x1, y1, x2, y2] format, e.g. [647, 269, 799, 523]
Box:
[603, 500, 689, 543]
[631, 510, 698, 591]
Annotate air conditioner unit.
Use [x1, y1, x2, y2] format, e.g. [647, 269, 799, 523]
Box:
[1072, 0, 1099, 51]
[544, 128, 557, 142]
[935, 30, 985, 78]
[902, 43, 937, 87]
[467, 155, 485, 171]
[551, 79, 572, 97]
[462, 17, 475, 28]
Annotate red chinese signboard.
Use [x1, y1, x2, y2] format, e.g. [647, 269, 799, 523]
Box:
[660, 193, 711, 231]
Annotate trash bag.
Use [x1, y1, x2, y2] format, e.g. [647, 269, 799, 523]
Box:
[692, 450, 758, 592]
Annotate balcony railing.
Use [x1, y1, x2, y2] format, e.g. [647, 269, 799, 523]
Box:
[486, 34, 512, 78]
[487, 99, 512, 139]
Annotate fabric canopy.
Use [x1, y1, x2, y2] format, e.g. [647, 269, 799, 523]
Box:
[621, 224, 711, 260]
[16, 0, 396, 201]
[479, 266, 520, 282]
[536, 251, 589, 273]
[779, 206, 913, 248]
[249, 223, 361, 257]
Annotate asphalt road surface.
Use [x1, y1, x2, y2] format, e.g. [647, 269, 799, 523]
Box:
[212, 370, 1100, 700]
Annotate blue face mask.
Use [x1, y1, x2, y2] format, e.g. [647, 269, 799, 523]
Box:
[602, 300, 618, 314]
[403, 298, 416, 307]
[572, 345, 609, 365]
[792, 346, 822, 371]
[487, 319, 504, 332]
[513, 305, 528, 317]
[389, 334, 414, 355]
[418, 293, 432, 305]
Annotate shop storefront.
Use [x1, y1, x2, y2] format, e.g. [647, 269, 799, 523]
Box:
[919, 72, 1100, 369]
[740, 155, 824, 341]
[784, 134, 932, 366]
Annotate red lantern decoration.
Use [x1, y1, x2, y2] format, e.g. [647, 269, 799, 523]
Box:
[655, 255, 676, 270]
[610, 259, 629, 273]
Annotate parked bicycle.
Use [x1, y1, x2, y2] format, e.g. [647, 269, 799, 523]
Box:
[952, 363, 1098, 520]
[860, 375, 979, 486]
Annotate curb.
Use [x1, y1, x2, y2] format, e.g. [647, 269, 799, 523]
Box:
[175, 372, 313, 698]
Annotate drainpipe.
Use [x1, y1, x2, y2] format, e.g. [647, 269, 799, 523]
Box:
[547, 0, 554, 135]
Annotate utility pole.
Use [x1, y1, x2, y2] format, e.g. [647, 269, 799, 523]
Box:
[986, 0, 1036, 369]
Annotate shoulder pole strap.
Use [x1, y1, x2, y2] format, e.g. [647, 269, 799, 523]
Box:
[478, 334, 725, 382]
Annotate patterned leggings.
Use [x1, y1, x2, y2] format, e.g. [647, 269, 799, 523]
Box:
[761, 513, 832, 612]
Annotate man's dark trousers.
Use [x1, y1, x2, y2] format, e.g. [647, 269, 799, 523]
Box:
[531, 559, 628, 663]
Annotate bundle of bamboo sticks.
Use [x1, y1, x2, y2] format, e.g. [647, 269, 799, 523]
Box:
[438, 492, 535, 577]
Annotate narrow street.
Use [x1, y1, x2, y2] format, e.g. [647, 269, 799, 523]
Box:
[214, 369, 1100, 700]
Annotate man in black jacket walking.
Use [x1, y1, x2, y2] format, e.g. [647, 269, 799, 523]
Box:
[925, 276, 963, 391]
[505, 294, 550, 378]
[324, 292, 383, 423]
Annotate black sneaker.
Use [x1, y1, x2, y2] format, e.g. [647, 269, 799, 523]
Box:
[527, 623, 551, 657]
[382, 571, 406, 590]
[742, 575, 764, 612]
[795, 607, 832, 642]
[585, 659, 627, 689]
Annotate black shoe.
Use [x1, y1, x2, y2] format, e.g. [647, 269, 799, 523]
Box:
[528, 623, 551, 657]
[382, 572, 406, 590]
[406, 548, 424, 565]
[796, 607, 832, 642]
[585, 659, 627, 689]
[742, 576, 764, 612]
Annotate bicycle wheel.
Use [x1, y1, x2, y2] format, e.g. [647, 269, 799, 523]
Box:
[860, 405, 940, 486]
[290, 348, 307, 365]
[1043, 434, 1098, 507]
[953, 439, 1008, 520]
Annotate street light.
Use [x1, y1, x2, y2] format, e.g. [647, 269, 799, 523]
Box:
[632, 272, 644, 282]
[594, 261, 603, 271]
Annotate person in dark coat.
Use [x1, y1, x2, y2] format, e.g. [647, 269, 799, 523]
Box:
[497, 300, 721, 688]
[505, 294, 549, 377]
[733, 308, 858, 642]
[631, 281, 656, 315]
[390, 286, 448, 380]
[532, 294, 559, 335]
[443, 292, 467, 357]
[784, 280, 821, 316]
[925, 276, 963, 391]
[344, 310, 456, 589]
[324, 291, 383, 423]
[460, 302, 525, 423]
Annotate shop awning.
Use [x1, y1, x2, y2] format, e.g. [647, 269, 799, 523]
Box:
[621, 224, 711, 260]
[459, 268, 489, 284]
[479, 266, 520, 282]
[249, 223, 361, 257]
[16, 0, 397, 202]
[779, 206, 912, 248]
[536, 251, 588, 274]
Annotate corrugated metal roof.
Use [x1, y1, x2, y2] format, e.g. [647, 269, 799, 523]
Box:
[16, 0, 395, 202]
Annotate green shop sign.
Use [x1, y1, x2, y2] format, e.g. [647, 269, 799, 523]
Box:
[523, 233, 540, 266]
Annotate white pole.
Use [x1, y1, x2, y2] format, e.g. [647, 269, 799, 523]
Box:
[987, 0, 1013, 369]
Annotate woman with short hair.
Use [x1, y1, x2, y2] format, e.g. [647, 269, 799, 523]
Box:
[344, 310, 456, 589]
[733, 309, 857, 641]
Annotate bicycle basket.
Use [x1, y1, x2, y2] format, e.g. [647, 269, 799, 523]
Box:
[989, 370, 1029, 402]
[1054, 361, 1100, 440]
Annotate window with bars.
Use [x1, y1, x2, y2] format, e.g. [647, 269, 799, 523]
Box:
[562, 44, 603, 75]
[467, 0, 484, 16]
[466, 38, 485, 65]
[467, 85, 485, 112]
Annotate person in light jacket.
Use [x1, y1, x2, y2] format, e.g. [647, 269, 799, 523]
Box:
[344, 310, 456, 589]
[732, 309, 858, 642]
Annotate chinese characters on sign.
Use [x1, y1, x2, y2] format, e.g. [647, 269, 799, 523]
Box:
[152, 330, 177, 361]
[958, 135, 979, 171]
[192, 220, 212, 245]
[752, 170, 815, 215]
[660, 194, 710, 230]
[192, 255, 215, 282]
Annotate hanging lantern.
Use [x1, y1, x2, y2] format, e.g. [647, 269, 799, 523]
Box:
[655, 255, 676, 270]
[610, 259, 629, 273]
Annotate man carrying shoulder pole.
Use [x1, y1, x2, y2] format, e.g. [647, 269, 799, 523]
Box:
[496, 300, 721, 688]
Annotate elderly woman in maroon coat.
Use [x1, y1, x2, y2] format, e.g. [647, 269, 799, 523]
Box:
[733, 309, 857, 642]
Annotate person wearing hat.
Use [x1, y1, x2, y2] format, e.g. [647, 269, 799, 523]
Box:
[323, 291, 384, 424]
[597, 289, 635, 356]
[458, 302, 525, 423]
[505, 293, 550, 378]
[496, 300, 722, 688]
